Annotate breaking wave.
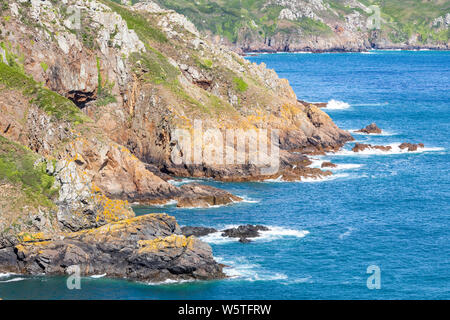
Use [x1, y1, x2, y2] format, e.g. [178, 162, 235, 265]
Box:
[200, 225, 309, 245]
[325, 99, 351, 110]
[0, 277, 25, 283]
[331, 143, 445, 156]
[309, 159, 362, 171]
[348, 129, 397, 136]
[216, 256, 288, 282]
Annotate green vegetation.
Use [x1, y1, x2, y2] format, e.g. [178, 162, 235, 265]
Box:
[233, 76, 248, 92]
[0, 135, 58, 208]
[102, 0, 168, 44]
[0, 61, 87, 124]
[40, 61, 48, 72]
[96, 57, 117, 106]
[146, 0, 449, 46]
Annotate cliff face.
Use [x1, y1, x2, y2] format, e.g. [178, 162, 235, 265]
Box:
[152, 0, 450, 53]
[0, 0, 352, 282]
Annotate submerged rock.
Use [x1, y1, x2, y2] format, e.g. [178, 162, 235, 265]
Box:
[356, 123, 382, 134]
[0, 214, 225, 282]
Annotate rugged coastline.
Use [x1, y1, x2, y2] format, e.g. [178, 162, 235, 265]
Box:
[0, 0, 370, 283]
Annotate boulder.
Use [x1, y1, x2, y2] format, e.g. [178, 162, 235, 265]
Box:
[321, 161, 337, 168]
[356, 123, 382, 134]
[221, 225, 269, 242]
[181, 226, 218, 237]
[399, 143, 425, 152]
[352, 143, 392, 153]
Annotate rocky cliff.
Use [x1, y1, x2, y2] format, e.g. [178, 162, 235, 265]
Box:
[0, 0, 353, 282]
[152, 0, 450, 53]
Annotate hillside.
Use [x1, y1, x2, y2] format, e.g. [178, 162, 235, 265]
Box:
[0, 0, 352, 281]
[150, 0, 450, 52]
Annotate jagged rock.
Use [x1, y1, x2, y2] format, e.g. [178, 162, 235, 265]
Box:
[181, 226, 218, 237]
[399, 143, 425, 152]
[356, 123, 382, 134]
[221, 225, 269, 243]
[321, 162, 337, 168]
[352, 143, 392, 152]
[176, 184, 242, 208]
[0, 214, 225, 282]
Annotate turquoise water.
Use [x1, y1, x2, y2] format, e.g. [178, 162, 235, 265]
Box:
[1, 51, 449, 299]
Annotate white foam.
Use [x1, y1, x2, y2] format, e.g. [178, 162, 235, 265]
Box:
[216, 257, 288, 282]
[332, 143, 445, 156]
[90, 274, 106, 279]
[351, 102, 389, 107]
[282, 276, 313, 285]
[200, 225, 309, 245]
[300, 173, 350, 182]
[147, 199, 178, 208]
[0, 273, 14, 278]
[308, 159, 362, 171]
[339, 227, 355, 240]
[264, 175, 284, 182]
[237, 195, 260, 204]
[146, 279, 194, 286]
[349, 129, 397, 136]
[263, 172, 350, 183]
[167, 179, 197, 186]
[324, 99, 351, 110]
[0, 277, 25, 283]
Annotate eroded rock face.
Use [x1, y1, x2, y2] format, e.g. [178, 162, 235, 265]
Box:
[356, 123, 382, 134]
[0, 214, 225, 282]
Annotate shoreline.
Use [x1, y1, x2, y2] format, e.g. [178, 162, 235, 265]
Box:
[242, 48, 450, 56]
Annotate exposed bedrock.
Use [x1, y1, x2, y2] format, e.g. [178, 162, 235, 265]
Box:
[0, 214, 225, 282]
[356, 123, 382, 134]
[181, 226, 218, 237]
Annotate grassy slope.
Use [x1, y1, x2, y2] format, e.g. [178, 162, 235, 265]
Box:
[0, 60, 87, 124]
[0, 134, 58, 209]
[151, 0, 449, 45]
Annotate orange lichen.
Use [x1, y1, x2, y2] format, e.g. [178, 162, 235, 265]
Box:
[137, 234, 195, 254]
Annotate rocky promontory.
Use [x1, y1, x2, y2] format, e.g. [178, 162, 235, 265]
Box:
[0, 0, 355, 283]
[0, 214, 224, 282]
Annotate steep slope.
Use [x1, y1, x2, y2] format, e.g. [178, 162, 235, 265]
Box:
[0, 0, 353, 282]
[151, 0, 450, 52]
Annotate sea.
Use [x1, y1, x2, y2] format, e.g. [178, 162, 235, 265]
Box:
[1, 50, 449, 299]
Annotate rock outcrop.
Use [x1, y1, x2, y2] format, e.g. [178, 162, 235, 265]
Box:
[352, 143, 392, 153]
[222, 225, 269, 243]
[181, 226, 218, 237]
[399, 143, 425, 152]
[0, 214, 225, 282]
[321, 161, 337, 168]
[356, 123, 382, 134]
[0, 0, 357, 283]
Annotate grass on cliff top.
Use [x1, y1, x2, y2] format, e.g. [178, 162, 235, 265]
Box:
[102, 0, 168, 44]
[0, 62, 87, 124]
[0, 135, 58, 208]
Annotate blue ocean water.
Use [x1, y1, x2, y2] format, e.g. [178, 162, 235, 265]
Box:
[1, 50, 449, 299]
